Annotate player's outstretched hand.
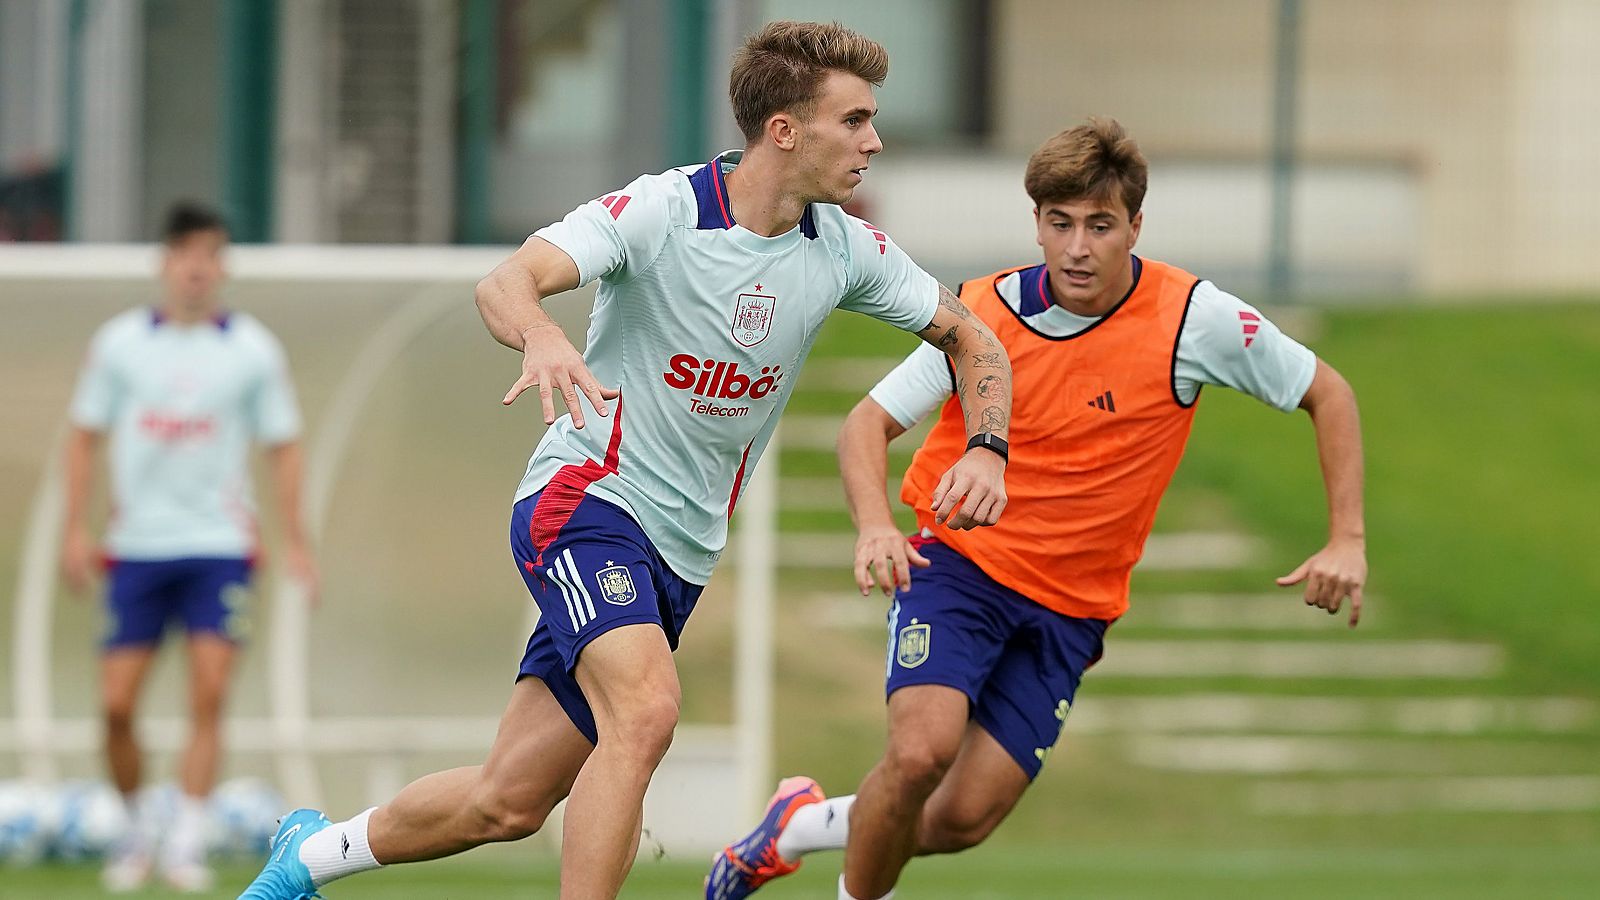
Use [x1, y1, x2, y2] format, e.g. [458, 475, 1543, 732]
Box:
[60, 526, 98, 595]
[503, 323, 620, 428]
[929, 448, 1007, 531]
[854, 523, 931, 597]
[1277, 536, 1366, 628]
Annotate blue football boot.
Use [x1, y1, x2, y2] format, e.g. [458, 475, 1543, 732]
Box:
[705, 776, 825, 900]
[237, 808, 330, 899]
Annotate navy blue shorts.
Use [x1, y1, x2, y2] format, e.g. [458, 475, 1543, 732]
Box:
[884, 540, 1109, 779]
[102, 557, 254, 649]
[511, 490, 704, 744]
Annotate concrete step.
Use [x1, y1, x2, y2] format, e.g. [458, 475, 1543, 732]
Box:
[1120, 592, 1375, 631]
[779, 415, 848, 450]
[1248, 775, 1600, 815]
[1127, 735, 1591, 776]
[795, 358, 906, 392]
[782, 531, 1261, 572]
[778, 476, 874, 510]
[1092, 639, 1503, 680]
[1069, 695, 1596, 736]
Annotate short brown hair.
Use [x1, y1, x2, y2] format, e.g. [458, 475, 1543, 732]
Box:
[729, 21, 889, 143]
[1025, 117, 1148, 218]
[163, 200, 228, 243]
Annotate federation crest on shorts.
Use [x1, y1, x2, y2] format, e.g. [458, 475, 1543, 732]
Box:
[220, 581, 254, 640]
[595, 563, 637, 606]
[896, 619, 932, 668]
[731, 292, 776, 347]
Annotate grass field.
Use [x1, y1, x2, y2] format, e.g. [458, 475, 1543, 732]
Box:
[3, 291, 1598, 897]
[8, 845, 1600, 899]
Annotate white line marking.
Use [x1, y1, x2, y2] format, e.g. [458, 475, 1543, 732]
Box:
[1093, 640, 1503, 679]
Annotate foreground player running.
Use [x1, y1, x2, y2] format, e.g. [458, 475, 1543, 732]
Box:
[63, 202, 317, 893]
[240, 21, 1011, 900]
[708, 118, 1367, 900]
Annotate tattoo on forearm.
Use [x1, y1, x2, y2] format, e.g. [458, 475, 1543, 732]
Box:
[940, 294, 975, 322]
[976, 375, 1003, 400]
[937, 325, 959, 349]
[919, 286, 978, 342]
[981, 406, 1007, 433]
[970, 351, 1003, 369]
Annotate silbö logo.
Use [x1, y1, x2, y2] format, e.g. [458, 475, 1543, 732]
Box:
[662, 354, 784, 417]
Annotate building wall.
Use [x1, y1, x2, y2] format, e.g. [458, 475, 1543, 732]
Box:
[143, 0, 222, 240]
[1508, 0, 1600, 292]
[994, 0, 1599, 294]
[0, 0, 68, 168]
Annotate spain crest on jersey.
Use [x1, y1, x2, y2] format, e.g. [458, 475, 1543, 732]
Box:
[896, 620, 931, 668]
[596, 564, 637, 606]
[732, 292, 776, 347]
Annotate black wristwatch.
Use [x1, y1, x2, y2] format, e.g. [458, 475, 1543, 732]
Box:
[965, 433, 1009, 463]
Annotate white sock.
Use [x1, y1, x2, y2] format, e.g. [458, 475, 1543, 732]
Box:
[114, 792, 152, 855]
[162, 794, 210, 867]
[777, 794, 855, 860]
[839, 873, 894, 900]
[299, 807, 381, 886]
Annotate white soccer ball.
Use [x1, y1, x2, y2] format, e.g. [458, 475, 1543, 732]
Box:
[208, 777, 284, 858]
[49, 780, 129, 861]
[0, 780, 57, 865]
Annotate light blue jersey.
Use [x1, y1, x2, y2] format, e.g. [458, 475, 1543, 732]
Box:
[70, 308, 302, 560]
[522, 151, 939, 583]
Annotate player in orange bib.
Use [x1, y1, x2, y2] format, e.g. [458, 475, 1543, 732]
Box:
[708, 118, 1367, 900]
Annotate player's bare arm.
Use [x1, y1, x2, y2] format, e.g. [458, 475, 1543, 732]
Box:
[265, 440, 320, 606]
[913, 284, 1012, 530]
[1276, 358, 1367, 627]
[475, 235, 618, 428]
[60, 426, 102, 594]
[839, 398, 931, 596]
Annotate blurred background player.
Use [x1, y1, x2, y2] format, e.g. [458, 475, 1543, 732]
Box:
[239, 20, 1009, 900]
[707, 117, 1367, 900]
[60, 201, 317, 892]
